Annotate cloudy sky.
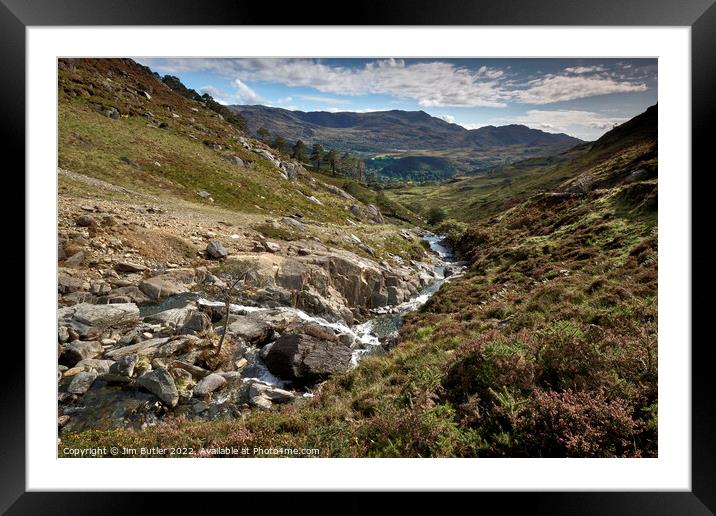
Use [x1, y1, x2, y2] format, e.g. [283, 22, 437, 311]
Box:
[136, 58, 657, 140]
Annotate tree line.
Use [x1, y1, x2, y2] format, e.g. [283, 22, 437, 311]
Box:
[256, 127, 368, 182]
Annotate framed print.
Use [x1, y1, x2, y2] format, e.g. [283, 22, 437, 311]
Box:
[7, 0, 715, 512]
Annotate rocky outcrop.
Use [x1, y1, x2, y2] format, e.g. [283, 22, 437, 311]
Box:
[144, 307, 211, 335]
[349, 204, 384, 224]
[58, 303, 140, 338]
[263, 333, 352, 386]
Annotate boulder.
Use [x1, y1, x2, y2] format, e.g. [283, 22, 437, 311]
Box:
[139, 276, 189, 300]
[104, 337, 171, 359]
[60, 340, 103, 367]
[64, 251, 85, 267]
[58, 273, 87, 294]
[109, 354, 139, 377]
[206, 240, 228, 259]
[193, 373, 226, 396]
[263, 333, 352, 386]
[138, 368, 179, 407]
[225, 315, 274, 346]
[249, 382, 295, 403]
[114, 261, 147, 273]
[145, 307, 211, 335]
[322, 183, 353, 200]
[104, 285, 152, 304]
[74, 358, 114, 374]
[282, 217, 306, 234]
[60, 303, 140, 337]
[67, 371, 97, 394]
[76, 214, 97, 227]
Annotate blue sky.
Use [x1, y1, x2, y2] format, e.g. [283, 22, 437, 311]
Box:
[136, 58, 657, 140]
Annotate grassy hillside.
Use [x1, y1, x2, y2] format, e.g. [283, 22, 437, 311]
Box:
[61, 106, 657, 458]
[389, 105, 657, 222]
[59, 59, 377, 227]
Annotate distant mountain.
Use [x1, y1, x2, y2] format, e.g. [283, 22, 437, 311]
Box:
[405, 104, 658, 221]
[229, 105, 583, 176]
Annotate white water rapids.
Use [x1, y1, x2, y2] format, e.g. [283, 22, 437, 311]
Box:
[198, 233, 463, 387]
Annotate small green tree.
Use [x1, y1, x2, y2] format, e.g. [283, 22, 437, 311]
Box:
[292, 140, 308, 162]
[427, 206, 447, 226]
[272, 135, 288, 155]
[310, 143, 324, 170]
[326, 149, 339, 176]
[256, 127, 271, 141]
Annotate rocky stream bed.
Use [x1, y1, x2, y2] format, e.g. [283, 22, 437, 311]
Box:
[57, 235, 464, 434]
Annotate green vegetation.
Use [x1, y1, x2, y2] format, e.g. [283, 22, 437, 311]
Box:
[58, 59, 658, 458]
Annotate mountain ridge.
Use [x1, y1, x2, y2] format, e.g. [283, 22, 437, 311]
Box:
[229, 104, 583, 174]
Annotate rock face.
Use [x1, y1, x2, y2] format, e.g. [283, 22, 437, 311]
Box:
[138, 368, 179, 407]
[58, 303, 140, 338]
[263, 333, 352, 386]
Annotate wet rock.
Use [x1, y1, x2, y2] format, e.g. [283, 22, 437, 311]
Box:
[263, 333, 352, 386]
[193, 373, 226, 396]
[206, 240, 228, 259]
[67, 371, 98, 394]
[285, 322, 338, 342]
[249, 382, 295, 403]
[138, 368, 179, 407]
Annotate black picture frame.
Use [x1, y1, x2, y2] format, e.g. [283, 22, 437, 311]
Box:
[6, 0, 714, 512]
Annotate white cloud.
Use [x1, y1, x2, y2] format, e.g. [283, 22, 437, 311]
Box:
[515, 74, 647, 104]
[296, 94, 350, 105]
[512, 109, 629, 139]
[233, 79, 262, 104]
[199, 80, 262, 105]
[439, 114, 456, 124]
[564, 65, 607, 74]
[144, 58, 652, 108]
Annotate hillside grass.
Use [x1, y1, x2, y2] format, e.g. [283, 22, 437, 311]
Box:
[60, 156, 657, 458]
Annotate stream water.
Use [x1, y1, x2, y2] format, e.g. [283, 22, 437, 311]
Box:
[197, 233, 464, 384]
